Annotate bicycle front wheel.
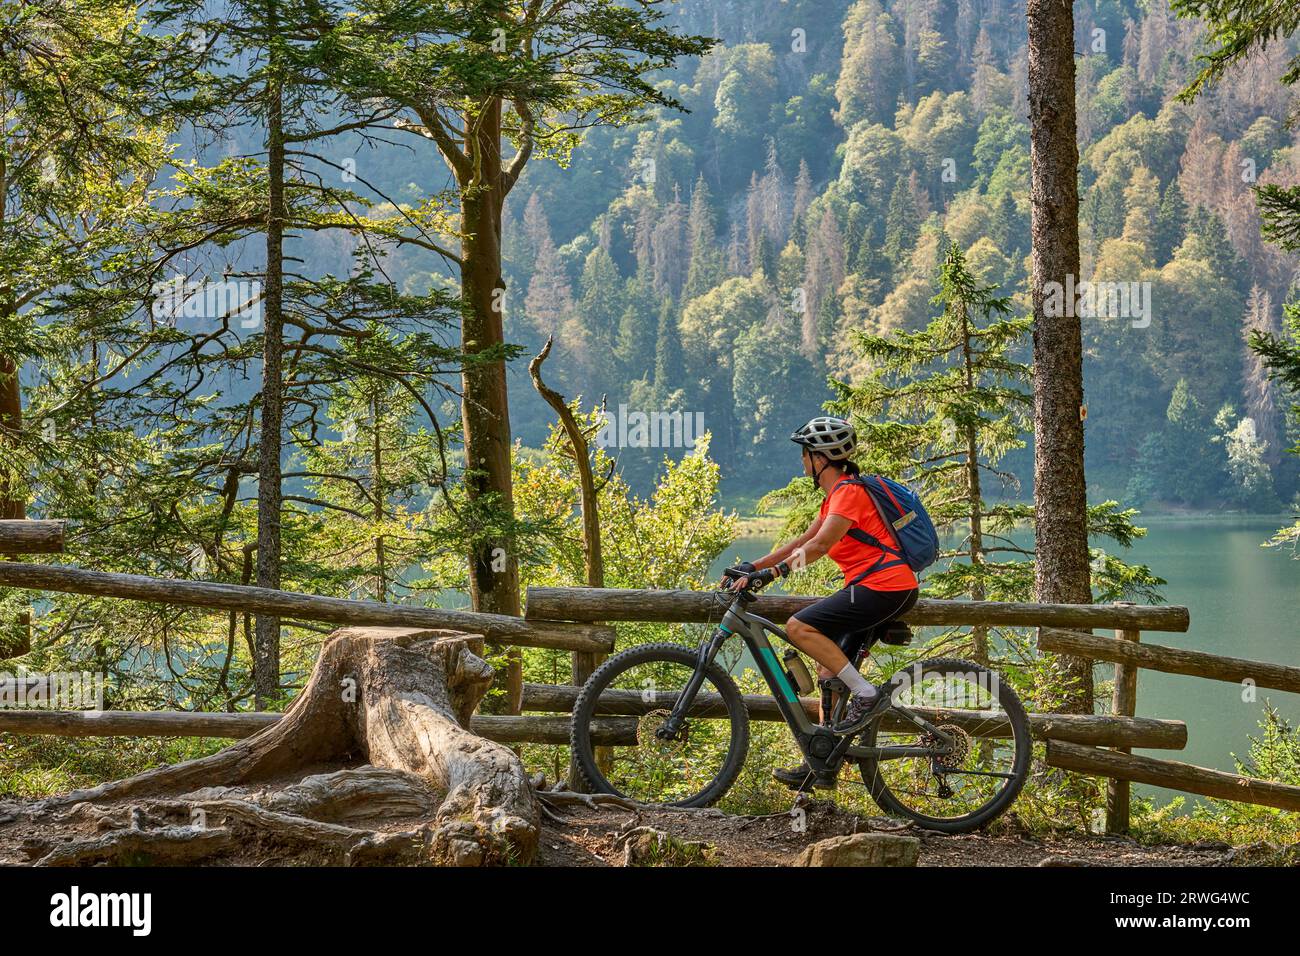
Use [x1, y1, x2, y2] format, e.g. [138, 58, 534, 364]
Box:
[570, 642, 750, 808]
[857, 657, 1032, 833]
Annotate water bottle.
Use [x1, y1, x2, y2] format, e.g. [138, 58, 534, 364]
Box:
[782, 648, 815, 695]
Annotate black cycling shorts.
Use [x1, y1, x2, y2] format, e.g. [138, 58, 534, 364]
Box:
[789, 585, 919, 659]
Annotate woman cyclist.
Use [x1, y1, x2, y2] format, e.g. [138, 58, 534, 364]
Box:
[726, 416, 920, 789]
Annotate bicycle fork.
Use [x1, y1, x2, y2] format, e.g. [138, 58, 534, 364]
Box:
[657, 628, 728, 740]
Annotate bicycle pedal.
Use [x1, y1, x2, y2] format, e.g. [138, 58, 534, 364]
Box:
[811, 772, 839, 790]
[792, 774, 838, 792]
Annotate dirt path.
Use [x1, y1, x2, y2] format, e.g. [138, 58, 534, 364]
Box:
[0, 792, 1271, 867]
[535, 797, 1252, 867]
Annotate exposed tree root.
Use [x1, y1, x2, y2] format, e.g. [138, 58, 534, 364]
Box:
[22, 628, 541, 866]
[30, 825, 235, 867]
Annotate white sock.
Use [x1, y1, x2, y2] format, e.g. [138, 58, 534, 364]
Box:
[837, 663, 876, 698]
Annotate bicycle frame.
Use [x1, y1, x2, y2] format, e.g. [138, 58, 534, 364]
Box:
[662, 588, 958, 778]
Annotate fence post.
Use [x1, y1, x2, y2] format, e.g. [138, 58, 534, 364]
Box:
[1106, 602, 1140, 834]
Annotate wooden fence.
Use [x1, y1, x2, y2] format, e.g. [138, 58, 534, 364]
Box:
[2, 566, 1298, 828]
[0, 521, 65, 656]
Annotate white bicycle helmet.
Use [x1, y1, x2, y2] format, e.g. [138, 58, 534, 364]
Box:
[791, 416, 857, 461]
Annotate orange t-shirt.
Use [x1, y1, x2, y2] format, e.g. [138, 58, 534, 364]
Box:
[819, 479, 919, 591]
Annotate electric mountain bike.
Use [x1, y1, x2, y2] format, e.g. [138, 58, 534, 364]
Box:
[569, 568, 1032, 833]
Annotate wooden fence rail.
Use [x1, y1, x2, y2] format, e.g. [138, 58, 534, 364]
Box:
[1039, 627, 1300, 694]
[0, 693, 1187, 752]
[0, 710, 637, 747]
[0, 563, 614, 654]
[517, 683, 1187, 750]
[0, 520, 65, 554]
[524, 586, 1191, 632]
[1047, 740, 1300, 813]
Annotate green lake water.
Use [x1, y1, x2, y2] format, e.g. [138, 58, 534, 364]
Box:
[710, 516, 1300, 810]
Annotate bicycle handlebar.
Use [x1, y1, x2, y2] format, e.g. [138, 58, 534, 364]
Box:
[719, 565, 770, 594]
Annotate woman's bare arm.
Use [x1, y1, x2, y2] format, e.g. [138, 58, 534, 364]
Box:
[750, 513, 849, 573]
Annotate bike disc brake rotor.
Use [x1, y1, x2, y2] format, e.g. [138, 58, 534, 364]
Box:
[638, 708, 690, 750]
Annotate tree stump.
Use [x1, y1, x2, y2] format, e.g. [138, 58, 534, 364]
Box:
[23, 627, 540, 866]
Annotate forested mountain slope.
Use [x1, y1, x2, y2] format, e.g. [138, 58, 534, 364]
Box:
[457, 0, 1300, 508]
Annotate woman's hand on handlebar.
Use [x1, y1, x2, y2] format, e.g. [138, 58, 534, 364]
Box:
[720, 563, 774, 592]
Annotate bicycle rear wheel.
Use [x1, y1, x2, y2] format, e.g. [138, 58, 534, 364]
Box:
[570, 642, 750, 808]
[856, 657, 1031, 833]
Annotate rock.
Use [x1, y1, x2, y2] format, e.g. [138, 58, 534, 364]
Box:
[1037, 855, 1088, 866]
[793, 832, 920, 867]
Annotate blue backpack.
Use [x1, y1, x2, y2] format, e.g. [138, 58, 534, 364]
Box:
[834, 475, 940, 582]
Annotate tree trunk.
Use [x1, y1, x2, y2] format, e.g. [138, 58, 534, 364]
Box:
[528, 338, 608, 788]
[0, 334, 23, 521]
[372, 391, 387, 602]
[958, 305, 988, 664]
[1, 308, 29, 660]
[459, 95, 523, 712]
[0, 159, 17, 522]
[0, 362, 22, 520]
[21, 627, 540, 866]
[255, 26, 286, 709]
[1027, 0, 1094, 713]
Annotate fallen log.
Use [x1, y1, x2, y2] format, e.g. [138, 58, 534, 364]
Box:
[1039, 627, 1300, 694]
[1046, 740, 1300, 812]
[0, 563, 613, 653]
[0, 520, 65, 554]
[21, 627, 542, 866]
[524, 586, 1190, 632]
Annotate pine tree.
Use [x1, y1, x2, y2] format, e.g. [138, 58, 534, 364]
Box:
[652, 298, 684, 403]
[0, 0, 165, 523]
[988, 189, 1025, 262]
[1154, 180, 1188, 262]
[835, 0, 902, 127]
[1164, 378, 1221, 504]
[525, 234, 576, 339]
[615, 277, 657, 381]
[1181, 207, 1250, 295]
[685, 175, 724, 300]
[791, 160, 816, 248]
[803, 206, 847, 356]
[577, 246, 625, 397]
[1121, 167, 1161, 253]
[1242, 286, 1283, 467]
[651, 190, 688, 299]
[882, 176, 921, 276]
